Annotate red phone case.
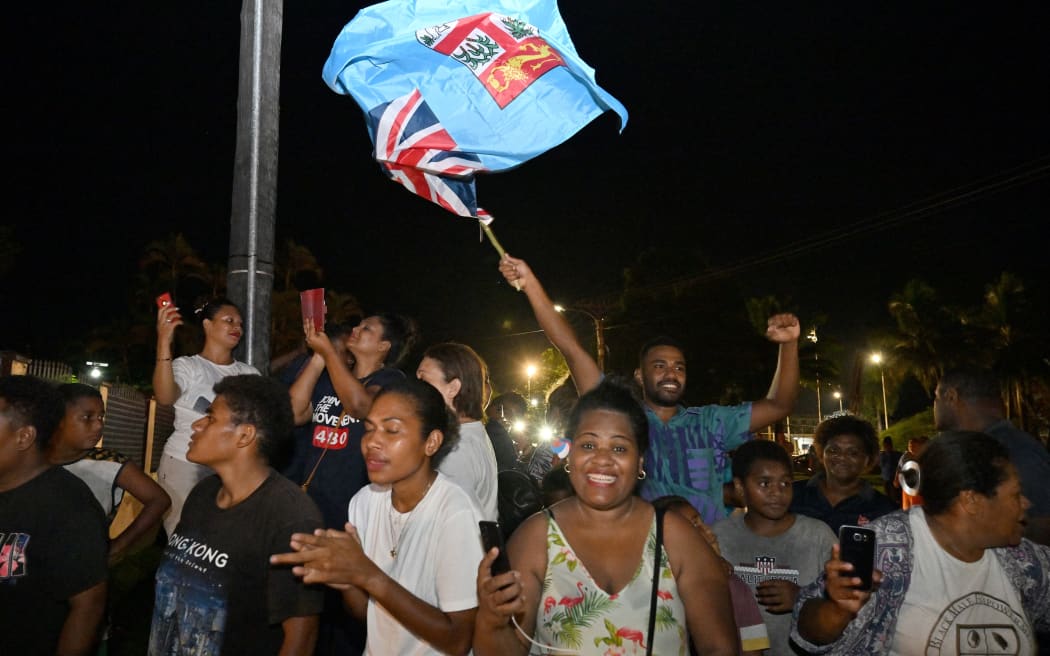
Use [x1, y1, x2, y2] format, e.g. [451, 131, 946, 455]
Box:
[156, 292, 173, 309]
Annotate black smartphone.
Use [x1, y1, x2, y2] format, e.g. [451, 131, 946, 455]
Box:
[479, 520, 511, 576]
[838, 525, 876, 590]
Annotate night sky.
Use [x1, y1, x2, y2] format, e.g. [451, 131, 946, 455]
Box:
[5, 1, 1048, 397]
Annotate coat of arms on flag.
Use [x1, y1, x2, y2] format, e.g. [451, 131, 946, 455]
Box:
[322, 0, 628, 221]
[416, 13, 565, 109]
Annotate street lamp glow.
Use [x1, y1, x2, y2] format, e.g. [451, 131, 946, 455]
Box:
[525, 364, 537, 378]
[530, 398, 539, 408]
[538, 424, 554, 441]
[833, 390, 843, 412]
[90, 367, 102, 379]
[512, 419, 526, 434]
[550, 303, 607, 372]
[869, 352, 889, 430]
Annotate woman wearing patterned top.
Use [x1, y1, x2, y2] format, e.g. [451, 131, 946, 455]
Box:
[474, 380, 737, 655]
[793, 431, 1050, 654]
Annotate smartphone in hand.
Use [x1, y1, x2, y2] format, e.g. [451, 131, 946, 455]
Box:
[156, 292, 173, 309]
[838, 525, 876, 590]
[479, 520, 511, 576]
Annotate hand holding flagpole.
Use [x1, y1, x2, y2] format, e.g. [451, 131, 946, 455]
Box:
[480, 219, 521, 290]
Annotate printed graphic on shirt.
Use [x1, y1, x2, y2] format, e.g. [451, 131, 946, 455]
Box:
[310, 394, 357, 450]
[0, 532, 30, 579]
[926, 592, 1032, 655]
[149, 531, 232, 655]
[733, 555, 799, 595]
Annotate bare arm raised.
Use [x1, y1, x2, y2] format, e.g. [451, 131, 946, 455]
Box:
[152, 304, 183, 406]
[303, 320, 377, 420]
[749, 313, 801, 432]
[499, 255, 602, 394]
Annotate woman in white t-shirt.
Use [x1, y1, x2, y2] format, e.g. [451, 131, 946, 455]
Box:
[153, 297, 259, 536]
[272, 378, 484, 656]
[794, 430, 1050, 655]
[415, 342, 499, 521]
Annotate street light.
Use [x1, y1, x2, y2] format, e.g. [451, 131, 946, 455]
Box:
[525, 363, 537, 398]
[869, 352, 889, 430]
[807, 328, 821, 419]
[86, 361, 109, 382]
[833, 390, 843, 412]
[553, 304, 606, 372]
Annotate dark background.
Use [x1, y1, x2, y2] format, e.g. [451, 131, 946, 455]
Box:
[4, 1, 1048, 403]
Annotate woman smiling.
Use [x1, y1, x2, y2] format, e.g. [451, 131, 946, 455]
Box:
[474, 380, 738, 655]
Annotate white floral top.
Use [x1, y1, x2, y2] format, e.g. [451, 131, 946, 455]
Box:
[535, 509, 688, 655]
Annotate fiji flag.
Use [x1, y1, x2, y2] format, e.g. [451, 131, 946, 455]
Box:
[322, 0, 628, 221]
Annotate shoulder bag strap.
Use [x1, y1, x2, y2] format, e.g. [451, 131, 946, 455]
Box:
[300, 410, 347, 492]
[647, 505, 665, 656]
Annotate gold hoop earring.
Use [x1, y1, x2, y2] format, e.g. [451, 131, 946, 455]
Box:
[637, 469, 647, 480]
[564, 463, 572, 473]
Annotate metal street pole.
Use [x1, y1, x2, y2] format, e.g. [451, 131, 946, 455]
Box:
[555, 305, 606, 372]
[808, 328, 820, 419]
[228, 0, 282, 373]
[879, 367, 889, 430]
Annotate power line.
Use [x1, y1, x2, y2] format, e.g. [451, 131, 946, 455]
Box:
[582, 156, 1050, 305]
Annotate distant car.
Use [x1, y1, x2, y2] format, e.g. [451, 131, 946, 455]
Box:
[792, 453, 816, 476]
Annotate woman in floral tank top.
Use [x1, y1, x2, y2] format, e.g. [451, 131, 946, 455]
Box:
[474, 380, 738, 655]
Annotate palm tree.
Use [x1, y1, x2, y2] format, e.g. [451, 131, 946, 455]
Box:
[886, 279, 960, 394]
[275, 239, 323, 292]
[324, 289, 363, 326]
[970, 272, 1047, 428]
[138, 233, 211, 304]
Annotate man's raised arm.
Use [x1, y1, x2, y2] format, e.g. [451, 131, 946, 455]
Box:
[499, 255, 602, 394]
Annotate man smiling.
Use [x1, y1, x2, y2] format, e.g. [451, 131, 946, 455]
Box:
[498, 254, 801, 525]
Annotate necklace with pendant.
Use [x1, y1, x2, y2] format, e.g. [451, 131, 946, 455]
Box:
[388, 474, 435, 559]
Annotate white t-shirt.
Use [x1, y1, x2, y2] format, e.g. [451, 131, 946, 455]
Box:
[890, 507, 1035, 655]
[163, 354, 259, 462]
[348, 474, 484, 656]
[437, 420, 499, 521]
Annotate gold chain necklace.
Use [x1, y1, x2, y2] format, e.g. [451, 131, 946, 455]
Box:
[387, 474, 435, 559]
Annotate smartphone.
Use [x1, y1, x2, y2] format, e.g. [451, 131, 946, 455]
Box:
[479, 520, 511, 576]
[838, 525, 876, 590]
[156, 292, 173, 309]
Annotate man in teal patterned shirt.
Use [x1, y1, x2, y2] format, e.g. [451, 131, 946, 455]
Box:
[498, 254, 801, 525]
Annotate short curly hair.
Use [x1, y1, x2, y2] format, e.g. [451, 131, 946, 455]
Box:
[813, 415, 879, 458]
[212, 375, 294, 464]
[0, 375, 65, 451]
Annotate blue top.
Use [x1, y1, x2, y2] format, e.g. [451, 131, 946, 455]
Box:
[639, 402, 751, 526]
[789, 472, 898, 534]
[282, 366, 406, 528]
[878, 449, 902, 481]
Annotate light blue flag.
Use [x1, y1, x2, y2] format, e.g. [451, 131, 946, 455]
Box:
[322, 0, 628, 219]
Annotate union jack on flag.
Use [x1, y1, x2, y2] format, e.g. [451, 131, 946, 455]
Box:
[367, 90, 493, 222]
[323, 0, 627, 223]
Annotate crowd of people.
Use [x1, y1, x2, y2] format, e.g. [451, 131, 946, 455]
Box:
[2, 254, 1050, 655]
